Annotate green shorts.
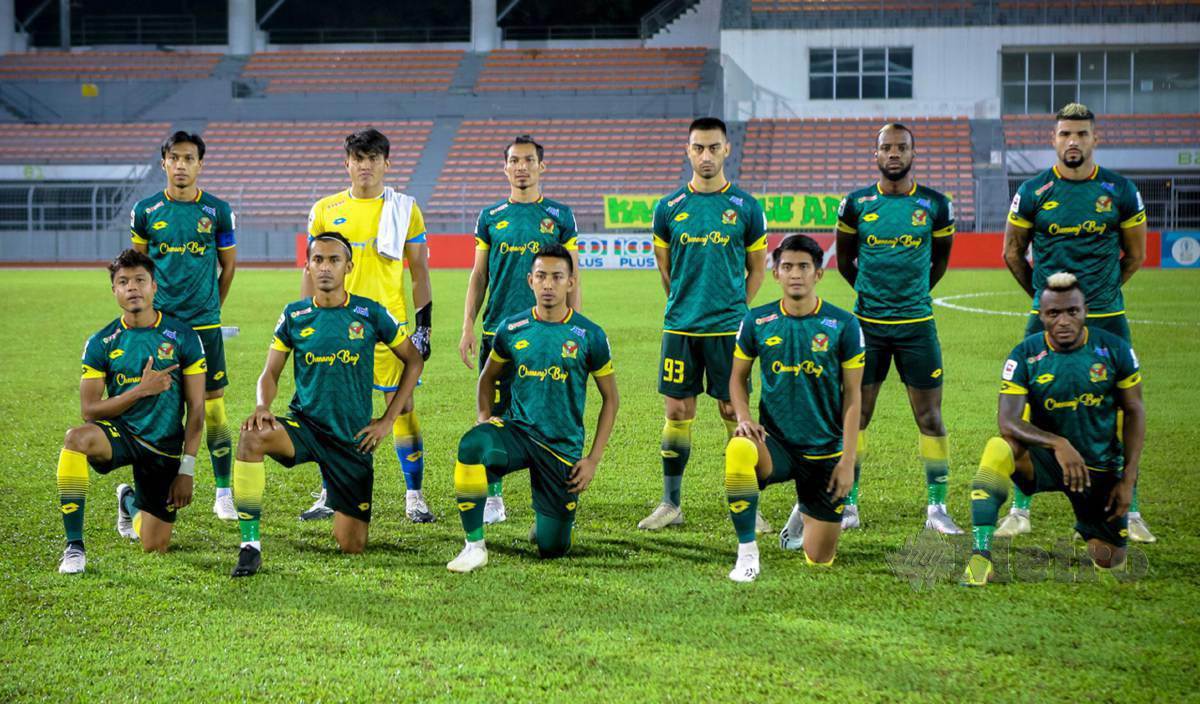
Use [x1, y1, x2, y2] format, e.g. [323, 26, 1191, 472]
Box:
[195, 326, 229, 392]
[277, 414, 374, 522]
[479, 333, 513, 416]
[465, 420, 578, 521]
[762, 435, 845, 523]
[87, 419, 181, 524]
[860, 318, 944, 389]
[1024, 312, 1131, 343]
[658, 332, 739, 401]
[1013, 446, 1128, 548]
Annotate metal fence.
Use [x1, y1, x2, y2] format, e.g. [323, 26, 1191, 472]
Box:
[0, 183, 136, 233]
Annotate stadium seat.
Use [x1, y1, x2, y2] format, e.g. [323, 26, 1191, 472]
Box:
[1003, 114, 1200, 148]
[0, 122, 172, 163]
[474, 49, 705, 93]
[242, 50, 463, 94]
[0, 51, 220, 81]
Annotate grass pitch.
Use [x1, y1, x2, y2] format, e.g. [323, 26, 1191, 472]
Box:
[1, 266, 1197, 702]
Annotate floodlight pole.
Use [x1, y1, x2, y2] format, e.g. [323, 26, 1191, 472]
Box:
[0, 0, 13, 55]
[58, 0, 67, 49]
[471, 0, 499, 52]
[228, 0, 254, 55]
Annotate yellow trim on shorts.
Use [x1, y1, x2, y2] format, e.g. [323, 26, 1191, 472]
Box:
[854, 314, 933, 325]
[1117, 372, 1142, 389]
[999, 381, 1027, 395]
[1120, 211, 1146, 229]
[663, 329, 737, 337]
[841, 352, 865, 369]
[270, 336, 290, 353]
[182, 358, 208, 376]
[747, 235, 768, 252]
[531, 437, 574, 467]
[592, 360, 615, 377]
[81, 364, 105, 380]
[803, 450, 844, 460]
[1007, 212, 1033, 228]
[192, 324, 221, 331]
[734, 343, 754, 361]
[933, 224, 956, 238]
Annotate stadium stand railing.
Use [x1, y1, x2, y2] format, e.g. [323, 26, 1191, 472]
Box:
[474, 48, 706, 93]
[241, 50, 464, 94]
[746, 0, 1200, 28]
[1003, 114, 1200, 148]
[0, 51, 220, 81]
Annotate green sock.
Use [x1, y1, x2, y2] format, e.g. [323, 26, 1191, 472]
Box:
[845, 462, 861, 507]
[122, 491, 139, 521]
[233, 459, 265, 544]
[970, 438, 1015, 556]
[487, 481, 503, 498]
[972, 525, 995, 555]
[205, 398, 233, 489]
[534, 511, 574, 559]
[57, 448, 90, 544]
[455, 461, 487, 542]
[661, 418, 693, 507]
[1012, 485, 1032, 511]
[920, 434, 950, 505]
[725, 437, 760, 544]
[1130, 482, 1141, 513]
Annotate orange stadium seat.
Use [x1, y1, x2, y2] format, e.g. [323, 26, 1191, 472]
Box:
[0, 51, 219, 81]
[0, 122, 172, 163]
[474, 48, 705, 93]
[242, 50, 463, 94]
[1003, 114, 1200, 148]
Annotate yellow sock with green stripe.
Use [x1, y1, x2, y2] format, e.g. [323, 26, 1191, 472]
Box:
[454, 461, 488, 542]
[725, 436, 760, 544]
[233, 459, 265, 544]
[204, 397, 233, 490]
[970, 437, 1015, 556]
[57, 448, 90, 545]
[845, 430, 866, 506]
[661, 418, 693, 507]
[920, 434, 950, 506]
[392, 411, 425, 491]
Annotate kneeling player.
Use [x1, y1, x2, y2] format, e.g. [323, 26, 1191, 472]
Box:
[962, 272, 1144, 586]
[57, 249, 207, 574]
[447, 244, 618, 572]
[230, 233, 423, 577]
[724, 235, 863, 582]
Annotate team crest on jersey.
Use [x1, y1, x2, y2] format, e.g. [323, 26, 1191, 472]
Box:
[911, 209, 928, 227]
[561, 339, 579, 359]
[811, 333, 829, 353]
[157, 341, 175, 361]
[102, 330, 121, 344]
[496, 220, 509, 230]
[1035, 181, 1054, 197]
[152, 221, 169, 231]
[197, 216, 213, 234]
[1095, 195, 1113, 213]
[348, 321, 364, 340]
[1089, 362, 1108, 383]
[539, 217, 556, 234]
[721, 209, 737, 226]
[515, 340, 529, 350]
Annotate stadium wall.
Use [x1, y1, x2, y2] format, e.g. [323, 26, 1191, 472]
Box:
[721, 23, 1198, 120]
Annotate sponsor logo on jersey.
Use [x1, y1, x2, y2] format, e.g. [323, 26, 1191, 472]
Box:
[1026, 349, 1048, 364]
[213, 370, 225, 381]
[304, 349, 361, 366]
[771, 359, 824, 378]
[1047, 221, 1107, 237]
[517, 364, 569, 382]
[514, 340, 529, 350]
[862, 213, 880, 222]
[811, 333, 829, 352]
[488, 202, 509, 216]
[857, 194, 878, 204]
[109, 349, 125, 359]
[546, 206, 560, 217]
[667, 192, 686, 207]
[152, 221, 169, 231]
[333, 217, 348, 225]
[674, 212, 689, 222]
[348, 321, 364, 340]
[1044, 393, 1103, 411]
[145, 200, 165, 215]
[197, 216, 214, 234]
[916, 198, 931, 209]
[1041, 201, 1060, 211]
[764, 336, 783, 346]
[495, 220, 510, 230]
[358, 502, 370, 511]
[499, 240, 541, 255]
[1100, 181, 1116, 193]
[354, 305, 369, 316]
[678, 231, 731, 247]
[1089, 362, 1108, 383]
[1094, 195, 1113, 213]
[202, 205, 217, 217]
[102, 330, 121, 344]
[755, 313, 778, 325]
[931, 368, 943, 379]
[1035, 373, 1055, 385]
[163, 329, 177, 341]
[158, 241, 208, 255]
[570, 326, 587, 338]
[539, 217, 556, 234]
[866, 234, 923, 248]
[1010, 193, 1021, 213]
[561, 340, 579, 359]
[721, 209, 737, 225]
[1035, 181, 1054, 197]
[730, 195, 744, 206]
[507, 319, 530, 331]
[1002, 359, 1018, 380]
[290, 306, 313, 319]
[821, 318, 838, 330]
[157, 341, 175, 360]
[911, 209, 928, 227]
[300, 327, 316, 338]
[114, 373, 142, 385]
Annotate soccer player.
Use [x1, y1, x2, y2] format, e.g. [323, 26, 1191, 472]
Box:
[459, 134, 580, 526]
[962, 272, 1144, 586]
[447, 244, 618, 573]
[828, 123, 962, 539]
[230, 233, 423, 577]
[130, 131, 237, 521]
[302, 128, 435, 524]
[56, 249, 207, 574]
[999, 103, 1154, 542]
[724, 235, 863, 582]
[638, 116, 769, 531]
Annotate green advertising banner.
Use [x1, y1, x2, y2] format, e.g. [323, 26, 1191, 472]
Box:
[603, 193, 844, 230]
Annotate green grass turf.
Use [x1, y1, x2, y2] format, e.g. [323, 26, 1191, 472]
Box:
[1, 267, 1197, 702]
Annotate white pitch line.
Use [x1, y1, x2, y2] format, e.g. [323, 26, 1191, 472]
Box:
[933, 291, 1200, 327]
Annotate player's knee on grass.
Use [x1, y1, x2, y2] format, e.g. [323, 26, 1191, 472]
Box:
[1088, 540, 1126, 570]
[534, 512, 573, 559]
[333, 514, 368, 554]
[138, 514, 173, 553]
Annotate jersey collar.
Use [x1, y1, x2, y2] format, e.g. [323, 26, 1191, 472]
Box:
[313, 293, 350, 308]
[1043, 326, 1089, 353]
[687, 181, 732, 194]
[120, 310, 162, 329]
[163, 189, 202, 203]
[1051, 164, 1099, 181]
[531, 306, 573, 324]
[779, 297, 821, 318]
[876, 181, 917, 196]
[507, 196, 544, 205]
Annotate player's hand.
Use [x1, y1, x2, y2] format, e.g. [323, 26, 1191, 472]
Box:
[134, 356, 178, 397]
[244, 405, 280, 432]
[567, 456, 599, 494]
[1106, 476, 1135, 521]
[411, 326, 432, 361]
[168, 473, 194, 509]
[476, 415, 502, 426]
[459, 329, 477, 369]
[1054, 439, 1089, 493]
[735, 419, 766, 444]
[355, 417, 392, 454]
[827, 454, 855, 500]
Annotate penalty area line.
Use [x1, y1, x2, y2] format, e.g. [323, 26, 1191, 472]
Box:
[933, 291, 1199, 327]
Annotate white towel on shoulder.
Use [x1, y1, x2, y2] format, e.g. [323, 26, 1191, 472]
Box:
[376, 187, 415, 261]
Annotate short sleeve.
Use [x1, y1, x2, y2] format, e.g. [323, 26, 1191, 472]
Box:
[1115, 341, 1142, 389]
[474, 210, 491, 250]
[839, 317, 866, 369]
[374, 302, 405, 348]
[836, 194, 858, 234]
[490, 329, 511, 363]
[999, 343, 1030, 395]
[216, 203, 237, 250]
[734, 312, 757, 360]
[932, 195, 956, 238]
[588, 328, 614, 377]
[306, 202, 323, 238]
[406, 202, 427, 244]
[180, 329, 208, 376]
[745, 197, 768, 252]
[81, 334, 107, 379]
[652, 198, 670, 248]
[270, 309, 292, 352]
[130, 206, 149, 245]
[1007, 182, 1037, 229]
[559, 206, 579, 251]
[1118, 181, 1147, 230]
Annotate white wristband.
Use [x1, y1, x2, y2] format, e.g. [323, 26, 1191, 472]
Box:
[178, 455, 197, 477]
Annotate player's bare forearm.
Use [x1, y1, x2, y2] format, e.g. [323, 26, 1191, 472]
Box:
[998, 394, 1066, 450]
[930, 235, 953, 290]
[835, 230, 858, 286]
[477, 358, 505, 421]
[744, 249, 767, 303]
[255, 348, 288, 411]
[217, 248, 236, 306]
[80, 378, 144, 421]
[406, 243, 432, 309]
[462, 255, 489, 332]
[1117, 384, 1145, 484]
[1119, 223, 1147, 285]
[730, 357, 755, 423]
[1003, 223, 1035, 297]
[586, 373, 619, 462]
[181, 373, 205, 457]
[569, 250, 583, 310]
[653, 246, 671, 295]
[840, 367, 864, 464]
[383, 340, 424, 423]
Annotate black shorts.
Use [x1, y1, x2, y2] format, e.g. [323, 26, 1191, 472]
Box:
[87, 419, 181, 524]
[1024, 312, 1131, 343]
[464, 420, 579, 521]
[860, 318, 944, 389]
[762, 435, 845, 523]
[195, 326, 229, 392]
[658, 332, 739, 401]
[277, 415, 374, 522]
[1013, 446, 1128, 548]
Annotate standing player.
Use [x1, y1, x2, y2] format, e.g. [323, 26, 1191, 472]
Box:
[828, 123, 963, 538]
[962, 273, 1144, 586]
[999, 103, 1153, 542]
[302, 128, 435, 524]
[56, 249, 206, 574]
[230, 233, 424, 577]
[447, 245, 618, 572]
[459, 134, 580, 526]
[724, 235, 863, 582]
[638, 116, 769, 531]
[130, 131, 237, 521]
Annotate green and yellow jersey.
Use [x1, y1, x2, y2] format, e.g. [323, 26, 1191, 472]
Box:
[475, 196, 578, 335]
[307, 190, 428, 326]
[271, 293, 406, 444]
[999, 327, 1141, 471]
[1008, 165, 1145, 317]
[836, 182, 955, 323]
[80, 311, 207, 455]
[130, 190, 236, 328]
[489, 308, 614, 464]
[653, 182, 768, 335]
[735, 298, 865, 457]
